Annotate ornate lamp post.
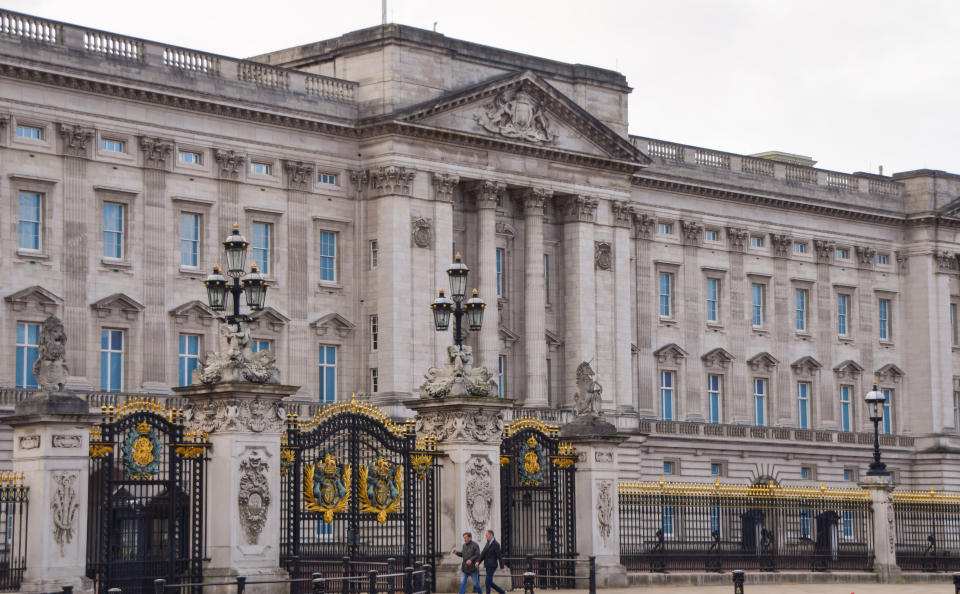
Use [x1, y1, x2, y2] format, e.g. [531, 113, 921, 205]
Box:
[430, 253, 485, 350]
[864, 381, 890, 477]
[204, 223, 268, 324]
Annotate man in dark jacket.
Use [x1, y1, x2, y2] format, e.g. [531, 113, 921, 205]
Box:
[452, 532, 483, 594]
[479, 529, 506, 594]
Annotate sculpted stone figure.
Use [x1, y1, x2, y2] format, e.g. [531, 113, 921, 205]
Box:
[417, 345, 498, 399]
[34, 316, 69, 393]
[193, 322, 279, 385]
[573, 362, 604, 417]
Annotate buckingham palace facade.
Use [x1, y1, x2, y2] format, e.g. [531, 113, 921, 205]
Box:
[1, 10, 959, 489]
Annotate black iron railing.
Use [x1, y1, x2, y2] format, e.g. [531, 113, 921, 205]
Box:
[151, 564, 432, 594]
[894, 490, 960, 572]
[0, 472, 27, 592]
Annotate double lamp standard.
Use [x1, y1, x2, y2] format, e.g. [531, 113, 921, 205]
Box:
[430, 253, 486, 349]
[864, 381, 891, 477]
[202, 223, 269, 324]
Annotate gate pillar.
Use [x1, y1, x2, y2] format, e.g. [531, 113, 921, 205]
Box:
[175, 381, 298, 594]
[407, 396, 511, 593]
[562, 433, 628, 587]
[6, 393, 97, 593]
[859, 475, 902, 583]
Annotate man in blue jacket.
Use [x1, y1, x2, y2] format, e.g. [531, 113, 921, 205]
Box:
[479, 529, 506, 594]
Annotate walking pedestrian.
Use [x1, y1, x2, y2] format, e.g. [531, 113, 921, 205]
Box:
[452, 532, 483, 594]
[479, 529, 507, 594]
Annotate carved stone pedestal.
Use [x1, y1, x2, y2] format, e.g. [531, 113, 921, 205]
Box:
[859, 475, 903, 583]
[5, 394, 97, 593]
[407, 396, 512, 593]
[175, 382, 298, 594]
[564, 434, 628, 588]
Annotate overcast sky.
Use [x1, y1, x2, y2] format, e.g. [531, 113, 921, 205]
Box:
[6, 0, 958, 175]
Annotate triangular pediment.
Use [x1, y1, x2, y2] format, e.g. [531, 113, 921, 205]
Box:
[747, 352, 779, 372]
[169, 300, 215, 319]
[544, 329, 563, 352]
[791, 356, 823, 378]
[392, 71, 648, 167]
[499, 325, 521, 344]
[701, 347, 735, 369]
[310, 313, 355, 338]
[91, 293, 144, 319]
[249, 307, 290, 333]
[833, 360, 864, 379]
[654, 343, 688, 365]
[876, 363, 905, 383]
[5, 285, 62, 314]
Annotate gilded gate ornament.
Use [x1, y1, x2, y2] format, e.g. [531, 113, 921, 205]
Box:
[304, 453, 352, 523]
[359, 456, 402, 523]
[519, 436, 545, 486]
[122, 421, 161, 479]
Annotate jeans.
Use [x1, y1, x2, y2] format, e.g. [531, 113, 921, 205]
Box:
[459, 570, 482, 594]
[485, 567, 506, 594]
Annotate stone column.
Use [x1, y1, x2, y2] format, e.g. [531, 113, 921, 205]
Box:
[283, 161, 315, 396]
[770, 234, 794, 425]
[611, 202, 634, 419]
[859, 475, 901, 582]
[680, 220, 704, 421]
[855, 246, 878, 422]
[174, 382, 298, 594]
[473, 181, 504, 373]
[634, 215, 656, 418]
[517, 188, 551, 407]
[726, 228, 750, 424]
[407, 396, 511, 593]
[560, 196, 598, 407]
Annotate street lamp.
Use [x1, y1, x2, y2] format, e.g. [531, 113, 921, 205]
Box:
[864, 381, 890, 477]
[204, 223, 269, 324]
[431, 253, 485, 349]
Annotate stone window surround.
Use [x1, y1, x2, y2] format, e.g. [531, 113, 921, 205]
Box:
[656, 358, 683, 421]
[172, 196, 214, 276]
[662, 457, 680, 476]
[799, 464, 817, 481]
[751, 375, 772, 426]
[709, 460, 727, 478]
[247, 155, 279, 183]
[791, 278, 815, 338]
[877, 383, 897, 435]
[244, 206, 284, 282]
[702, 266, 727, 328]
[795, 379, 815, 431]
[10, 174, 58, 262]
[655, 261, 681, 325]
[96, 129, 134, 161]
[833, 284, 857, 341]
[875, 289, 897, 346]
[10, 115, 53, 149]
[312, 214, 351, 290]
[169, 303, 216, 385]
[705, 370, 726, 424]
[174, 144, 208, 172]
[746, 273, 771, 333]
[94, 186, 138, 270]
[316, 340, 343, 402]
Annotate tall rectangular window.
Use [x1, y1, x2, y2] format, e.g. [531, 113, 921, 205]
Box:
[662, 506, 675, 537]
[103, 202, 124, 260]
[15, 323, 40, 389]
[496, 248, 505, 298]
[797, 382, 810, 429]
[543, 254, 550, 304]
[840, 385, 852, 432]
[15, 125, 42, 139]
[100, 329, 124, 393]
[842, 510, 854, 539]
[252, 222, 271, 274]
[319, 231, 337, 282]
[370, 368, 379, 393]
[710, 506, 722, 536]
[754, 379, 766, 426]
[952, 304, 959, 346]
[370, 240, 378, 269]
[18, 191, 41, 251]
[707, 374, 721, 424]
[795, 288, 808, 331]
[954, 390, 959, 432]
[659, 273, 673, 318]
[318, 345, 337, 403]
[706, 279, 719, 323]
[878, 298, 890, 340]
[799, 510, 811, 538]
[497, 355, 506, 398]
[751, 284, 764, 327]
[882, 388, 893, 434]
[837, 294, 849, 336]
[178, 334, 200, 387]
[660, 371, 674, 421]
[370, 315, 379, 351]
[180, 213, 200, 267]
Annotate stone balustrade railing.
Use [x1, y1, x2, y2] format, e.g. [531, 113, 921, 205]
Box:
[632, 136, 903, 199]
[639, 418, 915, 447]
[0, 8, 357, 106]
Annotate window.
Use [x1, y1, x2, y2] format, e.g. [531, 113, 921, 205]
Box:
[749, 236, 764, 248]
[882, 388, 893, 434]
[178, 150, 201, 165]
[15, 125, 42, 139]
[102, 202, 124, 260]
[660, 371, 674, 421]
[370, 240, 378, 269]
[318, 172, 337, 185]
[797, 382, 810, 429]
[706, 278, 720, 323]
[318, 345, 337, 403]
[100, 329, 124, 393]
[251, 162, 271, 175]
[837, 248, 850, 260]
[795, 288, 808, 332]
[497, 355, 506, 398]
[657, 222, 673, 235]
[952, 303, 958, 346]
[543, 254, 550, 304]
[546, 358, 553, 404]
[662, 505, 675, 537]
[707, 374, 722, 424]
[799, 510, 811, 539]
[954, 390, 959, 432]
[878, 298, 891, 340]
[15, 323, 40, 389]
[751, 284, 765, 327]
[370, 315, 379, 351]
[837, 294, 849, 336]
[877, 253, 889, 265]
[251, 222, 271, 275]
[753, 379, 766, 426]
[252, 339, 271, 353]
[100, 138, 124, 152]
[319, 231, 337, 282]
[711, 463, 723, 476]
[842, 510, 854, 539]
[843, 468, 857, 482]
[710, 506, 722, 536]
[370, 368, 379, 393]
[793, 242, 807, 255]
[663, 461, 675, 475]
[659, 273, 673, 318]
[17, 191, 42, 251]
[180, 214, 200, 267]
[704, 229, 719, 242]
[840, 385, 852, 432]
[800, 466, 811, 480]
[496, 248, 505, 298]
[178, 334, 200, 387]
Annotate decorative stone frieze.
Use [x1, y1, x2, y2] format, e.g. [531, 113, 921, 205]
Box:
[611, 200, 634, 228]
[238, 452, 270, 545]
[193, 324, 280, 385]
[186, 396, 286, 433]
[51, 471, 79, 555]
[57, 123, 93, 157]
[52, 434, 81, 448]
[726, 227, 748, 251]
[791, 355, 823, 378]
[594, 241, 612, 270]
[411, 217, 433, 248]
[770, 233, 793, 258]
[415, 409, 504, 442]
[283, 159, 315, 188]
[214, 149, 246, 179]
[91, 293, 144, 321]
[747, 351, 779, 373]
[474, 86, 557, 144]
[495, 221, 516, 239]
[680, 220, 703, 246]
[433, 173, 460, 203]
[814, 239, 835, 262]
[702, 347, 735, 370]
[653, 343, 688, 365]
[139, 136, 173, 170]
[370, 165, 416, 196]
[465, 457, 493, 536]
[19, 435, 40, 450]
[856, 245, 877, 268]
[560, 195, 598, 223]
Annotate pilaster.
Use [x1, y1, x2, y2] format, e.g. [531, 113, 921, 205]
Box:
[770, 233, 793, 425]
[634, 214, 655, 418]
[680, 220, 704, 421]
[855, 246, 877, 424]
[516, 188, 551, 407]
[611, 202, 634, 418]
[726, 228, 750, 424]
[214, 149, 246, 246]
[814, 240, 837, 427]
[560, 195, 598, 407]
[472, 180, 503, 374]
[431, 175, 456, 371]
[283, 160, 315, 396]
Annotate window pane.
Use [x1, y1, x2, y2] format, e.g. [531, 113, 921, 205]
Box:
[18, 192, 41, 250]
[180, 214, 199, 267]
[253, 222, 270, 274]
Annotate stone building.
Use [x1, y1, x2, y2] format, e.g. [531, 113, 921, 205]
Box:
[1, 10, 959, 488]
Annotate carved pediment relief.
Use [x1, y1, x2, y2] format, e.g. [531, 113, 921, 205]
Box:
[5, 285, 62, 314]
[169, 300, 216, 327]
[875, 363, 905, 384]
[791, 356, 823, 378]
[249, 307, 290, 333]
[91, 293, 144, 321]
[701, 347, 735, 370]
[833, 360, 864, 379]
[310, 313, 355, 339]
[747, 352, 779, 373]
[654, 343, 688, 366]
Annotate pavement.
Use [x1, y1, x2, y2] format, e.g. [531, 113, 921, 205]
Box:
[519, 586, 952, 594]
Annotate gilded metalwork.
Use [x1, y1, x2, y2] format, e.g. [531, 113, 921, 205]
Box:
[280, 447, 295, 476]
[551, 457, 575, 469]
[500, 455, 510, 467]
[304, 453, 352, 523]
[518, 435, 545, 486]
[359, 456, 402, 523]
[411, 454, 432, 480]
[122, 420, 161, 479]
[89, 443, 113, 458]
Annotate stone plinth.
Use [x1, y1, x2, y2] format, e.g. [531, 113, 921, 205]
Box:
[407, 395, 513, 593]
[859, 474, 902, 583]
[174, 382, 298, 594]
[563, 431, 628, 588]
[5, 392, 98, 593]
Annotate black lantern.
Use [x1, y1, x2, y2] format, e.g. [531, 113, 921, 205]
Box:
[431, 289, 454, 331]
[242, 264, 268, 311]
[446, 253, 469, 299]
[204, 266, 228, 311]
[464, 289, 486, 331]
[864, 381, 890, 477]
[222, 223, 249, 275]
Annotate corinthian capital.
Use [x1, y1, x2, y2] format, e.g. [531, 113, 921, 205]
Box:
[370, 166, 416, 196]
[770, 233, 793, 258]
[214, 149, 246, 180]
[855, 245, 877, 268]
[611, 201, 635, 228]
[138, 136, 174, 170]
[515, 188, 552, 216]
[813, 239, 835, 262]
[470, 180, 503, 209]
[283, 160, 315, 188]
[433, 173, 461, 203]
[560, 195, 598, 223]
[58, 123, 94, 158]
[726, 227, 748, 252]
[680, 220, 703, 246]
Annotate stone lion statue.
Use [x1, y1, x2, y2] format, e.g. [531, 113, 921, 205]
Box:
[573, 361, 603, 417]
[33, 315, 69, 393]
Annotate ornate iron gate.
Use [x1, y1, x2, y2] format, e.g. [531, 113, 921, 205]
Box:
[500, 419, 577, 586]
[281, 397, 440, 593]
[87, 400, 208, 594]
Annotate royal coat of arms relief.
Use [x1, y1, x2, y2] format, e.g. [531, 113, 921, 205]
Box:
[475, 87, 558, 144]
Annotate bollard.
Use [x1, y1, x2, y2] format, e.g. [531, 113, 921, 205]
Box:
[526, 554, 534, 573]
[404, 567, 414, 594]
[732, 570, 745, 594]
[313, 577, 327, 594]
[954, 572, 960, 594]
[236, 576, 247, 594]
[424, 565, 432, 594]
[588, 556, 596, 594]
[368, 570, 378, 594]
[154, 579, 167, 594]
[343, 557, 352, 594]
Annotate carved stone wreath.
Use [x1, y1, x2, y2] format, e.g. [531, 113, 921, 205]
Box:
[594, 242, 612, 270]
[238, 452, 270, 545]
[415, 410, 504, 443]
[186, 397, 286, 434]
[411, 217, 433, 248]
[597, 480, 613, 542]
[465, 457, 493, 536]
